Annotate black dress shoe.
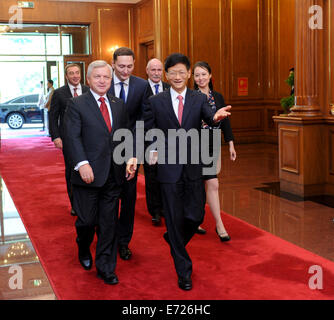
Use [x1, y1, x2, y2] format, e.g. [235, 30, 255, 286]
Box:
[196, 226, 206, 234]
[97, 270, 119, 285]
[119, 245, 132, 260]
[152, 214, 161, 226]
[163, 232, 170, 245]
[71, 208, 77, 216]
[178, 276, 192, 290]
[216, 228, 231, 242]
[76, 238, 92, 270]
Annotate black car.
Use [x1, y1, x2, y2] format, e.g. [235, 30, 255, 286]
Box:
[0, 94, 43, 129]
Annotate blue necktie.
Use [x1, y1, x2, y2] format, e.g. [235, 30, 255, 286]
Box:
[154, 84, 159, 95]
[119, 82, 125, 102]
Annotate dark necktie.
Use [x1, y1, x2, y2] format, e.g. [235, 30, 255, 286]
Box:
[177, 95, 184, 125]
[154, 84, 159, 95]
[98, 97, 112, 132]
[119, 82, 125, 102]
[73, 87, 78, 97]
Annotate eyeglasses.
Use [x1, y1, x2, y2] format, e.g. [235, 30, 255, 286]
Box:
[167, 71, 188, 78]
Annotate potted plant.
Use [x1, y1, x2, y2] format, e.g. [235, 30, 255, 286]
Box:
[280, 68, 294, 113]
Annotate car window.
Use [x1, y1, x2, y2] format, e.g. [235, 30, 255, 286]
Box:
[25, 94, 39, 103]
[11, 97, 26, 103]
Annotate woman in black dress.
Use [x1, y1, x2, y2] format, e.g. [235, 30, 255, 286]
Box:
[193, 61, 236, 241]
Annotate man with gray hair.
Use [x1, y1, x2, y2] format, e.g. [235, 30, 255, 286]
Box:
[64, 60, 136, 285]
[144, 58, 170, 226]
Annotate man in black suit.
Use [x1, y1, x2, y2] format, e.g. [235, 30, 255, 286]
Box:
[107, 47, 148, 261]
[49, 64, 89, 215]
[143, 53, 231, 290]
[144, 58, 170, 226]
[63, 60, 136, 285]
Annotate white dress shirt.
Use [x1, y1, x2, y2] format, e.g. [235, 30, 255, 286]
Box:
[148, 79, 163, 95]
[68, 83, 82, 97]
[74, 89, 113, 171]
[170, 87, 187, 120]
[113, 73, 130, 102]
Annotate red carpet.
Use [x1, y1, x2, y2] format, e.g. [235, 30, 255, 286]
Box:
[1, 137, 334, 300]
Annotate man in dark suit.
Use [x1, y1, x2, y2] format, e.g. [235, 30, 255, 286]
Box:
[49, 64, 89, 215]
[107, 47, 148, 261]
[63, 60, 136, 285]
[143, 53, 231, 290]
[144, 58, 170, 226]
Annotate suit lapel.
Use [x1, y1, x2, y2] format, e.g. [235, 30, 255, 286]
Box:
[126, 76, 135, 106]
[86, 91, 111, 133]
[163, 89, 180, 128]
[65, 84, 73, 98]
[110, 79, 116, 96]
[107, 93, 121, 132]
[147, 84, 154, 97]
[82, 84, 89, 93]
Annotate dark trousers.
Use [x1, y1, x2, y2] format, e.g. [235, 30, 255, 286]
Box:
[143, 161, 163, 217]
[62, 148, 73, 208]
[73, 165, 122, 274]
[160, 172, 206, 278]
[117, 169, 139, 246]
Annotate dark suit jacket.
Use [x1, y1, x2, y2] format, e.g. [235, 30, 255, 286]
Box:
[63, 91, 129, 188]
[144, 88, 218, 184]
[212, 90, 234, 142]
[49, 84, 89, 140]
[108, 75, 148, 130]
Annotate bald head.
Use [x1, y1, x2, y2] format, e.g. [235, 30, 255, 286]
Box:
[146, 58, 163, 83]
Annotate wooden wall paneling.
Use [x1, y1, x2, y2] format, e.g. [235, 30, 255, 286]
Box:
[279, 127, 300, 174]
[263, 0, 276, 99]
[328, 0, 334, 114]
[300, 122, 326, 193]
[158, 0, 188, 61]
[328, 127, 334, 177]
[136, 0, 154, 43]
[229, 0, 263, 100]
[97, 6, 133, 63]
[133, 0, 154, 78]
[188, 0, 223, 93]
[277, 0, 295, 99]
[0, 0, 93, 24]
[230, 106, 264, 134]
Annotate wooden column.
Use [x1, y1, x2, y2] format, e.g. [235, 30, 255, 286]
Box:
[289, 0, 324, 117]
[274, 0, 327, 197]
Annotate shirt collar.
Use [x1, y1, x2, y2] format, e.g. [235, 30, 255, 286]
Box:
[90, 89, 108, 102]
[170, 87, 187, 101]
[113, 73, 130, 86]
[68, 83, 82, 91]
[148, 79, 162, 88]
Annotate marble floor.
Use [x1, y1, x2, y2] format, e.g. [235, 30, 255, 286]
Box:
[1, 139, 334, 299]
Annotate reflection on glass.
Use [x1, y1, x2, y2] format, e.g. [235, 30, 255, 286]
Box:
[0, 178, 27, 243]
[0, 23, 90, 56]
[0, 35, 45, 55]
[46, 34, 61, 55]
[0, 62, 45, 103]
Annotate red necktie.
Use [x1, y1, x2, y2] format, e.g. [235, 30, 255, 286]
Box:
[73, 87, 78, 97]
[177, 95, 184, 125]
[98, 97, 112, 132]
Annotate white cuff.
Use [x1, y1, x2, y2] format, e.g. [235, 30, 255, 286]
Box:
[74, 160, 89, 171]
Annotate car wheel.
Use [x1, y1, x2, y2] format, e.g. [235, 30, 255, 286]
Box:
[7, 112, 25, 129]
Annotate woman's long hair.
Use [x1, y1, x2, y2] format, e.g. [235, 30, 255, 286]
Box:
[193, 61, 214, 91]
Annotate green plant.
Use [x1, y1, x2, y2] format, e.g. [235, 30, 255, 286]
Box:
[280, 71, 294, 113]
